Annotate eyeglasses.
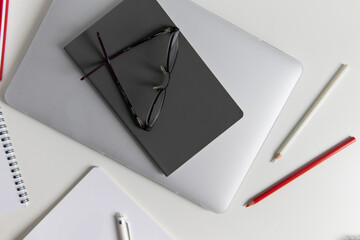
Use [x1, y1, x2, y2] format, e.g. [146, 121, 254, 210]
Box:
[81, 26, 180, 131]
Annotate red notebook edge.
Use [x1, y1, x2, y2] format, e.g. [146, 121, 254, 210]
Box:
[0, 0, 9, 81]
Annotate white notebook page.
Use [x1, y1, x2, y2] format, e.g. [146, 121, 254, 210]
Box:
[24, 167, 172, 240]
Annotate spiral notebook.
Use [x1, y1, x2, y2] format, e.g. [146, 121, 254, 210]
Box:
[24, 167, 172, 240]
[0, 107, 29, 215]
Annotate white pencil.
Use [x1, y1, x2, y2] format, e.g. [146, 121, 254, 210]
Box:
[272, 64, 349, 162]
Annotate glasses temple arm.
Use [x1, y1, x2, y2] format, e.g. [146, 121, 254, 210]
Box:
[80, 27, 175, 80]
[96, 32, 146, 129]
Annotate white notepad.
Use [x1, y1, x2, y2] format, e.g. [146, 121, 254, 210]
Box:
[0, 107, 29, 215]
[24, 167, 172, 240]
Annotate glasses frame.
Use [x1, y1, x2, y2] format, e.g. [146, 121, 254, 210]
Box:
[81, 26, 180, 131]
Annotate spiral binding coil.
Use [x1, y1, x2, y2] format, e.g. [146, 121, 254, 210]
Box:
[0, 111, 29, 204]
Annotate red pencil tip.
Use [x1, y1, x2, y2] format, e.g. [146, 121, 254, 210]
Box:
[245, 201, 255, 207]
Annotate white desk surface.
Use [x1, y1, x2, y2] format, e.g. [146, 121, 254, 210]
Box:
[1, 0, 360, 239]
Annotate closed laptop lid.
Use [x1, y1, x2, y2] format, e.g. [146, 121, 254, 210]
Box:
[5, 0, 302, 212]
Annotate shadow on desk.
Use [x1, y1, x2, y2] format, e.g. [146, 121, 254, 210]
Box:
[15, 167, 94, 240]
[340, 236, 360, 240]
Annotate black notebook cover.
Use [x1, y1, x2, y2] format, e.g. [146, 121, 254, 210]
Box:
[65, 0, 243, 176]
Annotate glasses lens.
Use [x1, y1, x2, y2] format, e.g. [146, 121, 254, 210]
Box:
[147, 89, 166, 128]
[167, 31, 179, 73]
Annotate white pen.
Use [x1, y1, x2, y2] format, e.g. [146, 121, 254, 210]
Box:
[116, 213, 131, 240]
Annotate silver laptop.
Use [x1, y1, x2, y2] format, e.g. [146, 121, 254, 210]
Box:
[5, 0, 302, 212]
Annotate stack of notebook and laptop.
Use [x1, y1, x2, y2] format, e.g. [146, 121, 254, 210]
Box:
[5, 0, 301, 217]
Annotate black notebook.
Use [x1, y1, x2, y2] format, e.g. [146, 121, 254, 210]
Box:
[65, 0, 243, 176]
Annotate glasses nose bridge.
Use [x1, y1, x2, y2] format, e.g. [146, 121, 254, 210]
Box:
[162, 71, 170, 89]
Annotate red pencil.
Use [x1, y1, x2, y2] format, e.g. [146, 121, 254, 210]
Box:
[0, 0, 9, 80]
[246, 136, 356, 207]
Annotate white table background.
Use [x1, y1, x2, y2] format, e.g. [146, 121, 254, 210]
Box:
[1, 0, 360, 239]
